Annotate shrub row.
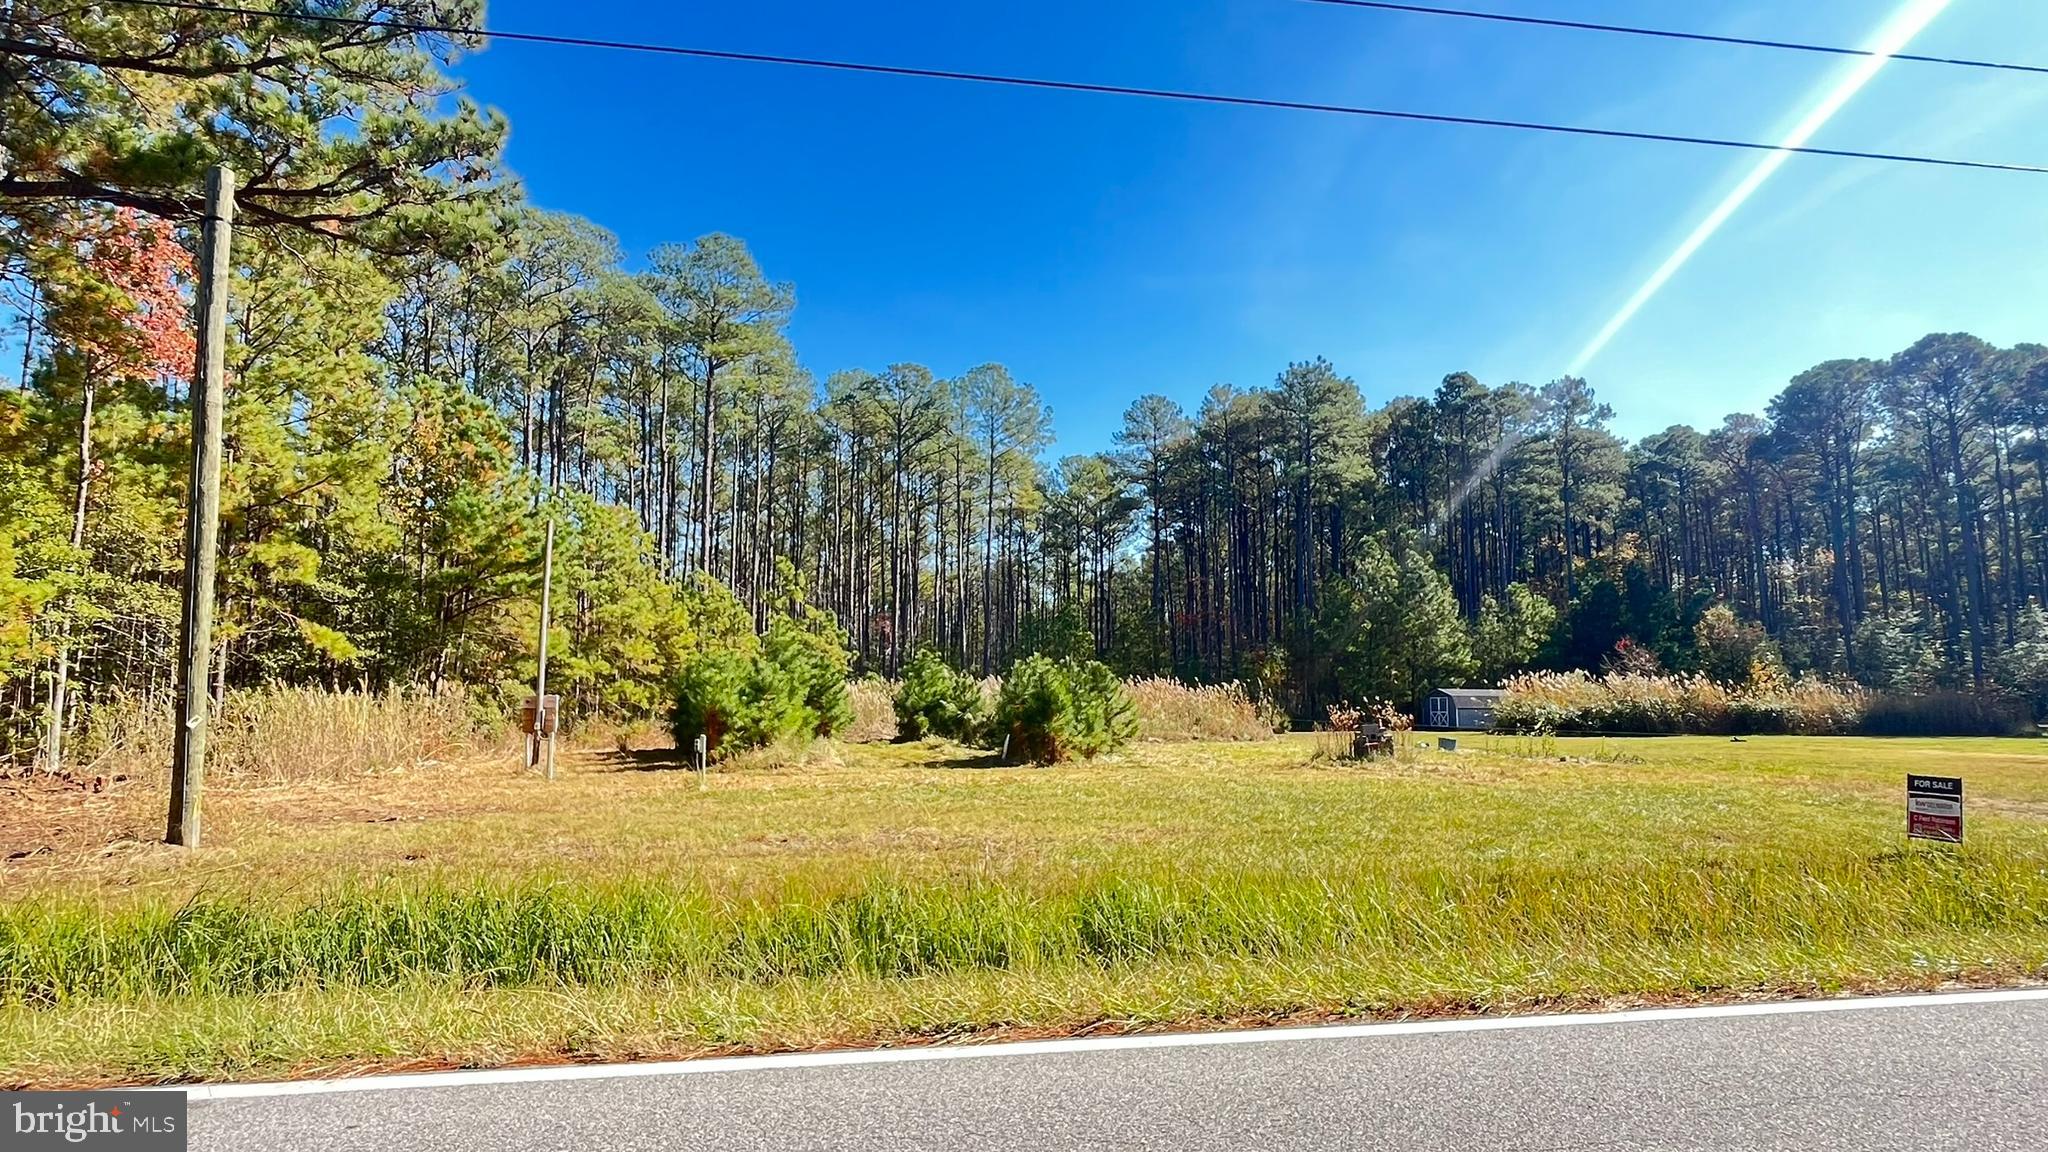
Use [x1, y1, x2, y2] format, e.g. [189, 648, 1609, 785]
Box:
[675, 627, 1144, 765]
[888, 662, 1273, 749]
[889, 649, 1139, 763]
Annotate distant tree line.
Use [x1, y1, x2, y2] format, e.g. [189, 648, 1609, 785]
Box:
[5, 1, 2047, 767]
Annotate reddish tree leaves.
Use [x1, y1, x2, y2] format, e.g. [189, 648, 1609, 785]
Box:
[32, 208, 195, 384]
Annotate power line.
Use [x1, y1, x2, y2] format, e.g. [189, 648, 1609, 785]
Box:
[1294, 0, 2048, 77]
[97, 0, 2048, 175]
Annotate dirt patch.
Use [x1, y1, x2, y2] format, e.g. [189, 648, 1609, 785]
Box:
[1972, 797, 2048, 823]
[0, 772, 157, 861]
[0, 755, 545, 892]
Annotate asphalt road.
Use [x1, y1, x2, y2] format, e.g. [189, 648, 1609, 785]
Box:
[188, 992, 2047, 1151]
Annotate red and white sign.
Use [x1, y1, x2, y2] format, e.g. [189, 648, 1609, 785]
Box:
[1906, 775, 1963, 844]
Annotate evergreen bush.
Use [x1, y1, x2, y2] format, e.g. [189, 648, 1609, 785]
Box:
[669, 566, 855, 760]
[990, 654, 1136, 764]
[1069, 658, 1139, 753]
[668, 649, 753, 757]
[763, 612, 854, 738]
[893, 647, 986, 742]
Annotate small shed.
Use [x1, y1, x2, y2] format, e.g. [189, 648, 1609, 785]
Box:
[1420, 687, 1505, 731]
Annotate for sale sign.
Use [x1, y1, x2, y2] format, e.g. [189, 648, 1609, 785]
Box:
[1906, 775, 1963, 843]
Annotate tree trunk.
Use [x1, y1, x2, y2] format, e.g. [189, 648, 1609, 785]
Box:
[697, 362, 718, 573]
[42, 379, 95, 773]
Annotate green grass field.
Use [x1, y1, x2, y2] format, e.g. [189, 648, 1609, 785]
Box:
[4, 732, 2047, 1086]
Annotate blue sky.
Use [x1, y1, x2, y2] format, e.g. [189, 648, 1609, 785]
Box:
[452, 0, 2048, 451]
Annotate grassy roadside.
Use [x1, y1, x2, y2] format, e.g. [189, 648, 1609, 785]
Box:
[12, 938, 2045, 1088]
[4, 734, 2048, 1084]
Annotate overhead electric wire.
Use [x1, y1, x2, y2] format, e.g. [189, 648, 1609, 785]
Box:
[96, 0, 2048, 175]
[1293, 0, 2048, 76]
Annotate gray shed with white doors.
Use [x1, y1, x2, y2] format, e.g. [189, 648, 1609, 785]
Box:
[1420, 687, 1505, 731]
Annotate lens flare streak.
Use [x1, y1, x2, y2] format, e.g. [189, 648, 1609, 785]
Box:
[1564, 0, 1957, 377]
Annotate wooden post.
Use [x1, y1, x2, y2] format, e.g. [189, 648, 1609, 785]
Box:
[535, 517, 556, 780]
[166, 166, 233, 848]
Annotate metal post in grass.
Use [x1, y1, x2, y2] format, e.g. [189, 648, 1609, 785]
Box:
[166, 165, 234, 849]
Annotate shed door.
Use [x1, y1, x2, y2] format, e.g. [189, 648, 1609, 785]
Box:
[1427, 696, 1451, 728]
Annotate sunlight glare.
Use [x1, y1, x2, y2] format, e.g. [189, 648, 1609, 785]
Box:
[1563, 0, 1956, 377]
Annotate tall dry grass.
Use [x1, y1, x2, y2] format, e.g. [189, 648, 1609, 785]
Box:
[70, 687, 510, 787]
[1498, 671, 1868, 735]
[843, 678, 899, 743]
[1124, 678, 1272, 742]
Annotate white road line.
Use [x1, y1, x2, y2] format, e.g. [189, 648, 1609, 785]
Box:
[179, 986, 2048, 1101]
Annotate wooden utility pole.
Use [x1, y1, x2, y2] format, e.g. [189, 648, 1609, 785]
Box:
[166, 166, 233, 848]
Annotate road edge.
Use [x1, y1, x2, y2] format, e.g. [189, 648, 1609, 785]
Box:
[180, 985, 2048, 1101]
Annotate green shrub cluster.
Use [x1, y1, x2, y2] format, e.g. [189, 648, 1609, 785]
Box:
[893, 647, 987, 741]
[669, 567, 853, 760]
[990, 654, 1137, 763]
[888, 650, 1136, 763]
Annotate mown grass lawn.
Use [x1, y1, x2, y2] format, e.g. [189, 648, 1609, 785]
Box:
[4, 732, 2047, 1085]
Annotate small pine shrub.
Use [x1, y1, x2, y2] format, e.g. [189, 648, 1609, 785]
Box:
[1068, 658, 1138, 754]
[669, 649, 752, 757]
[671, 647, 854, 761]
[990, 654, 1136, 764]
[990, 655, 1075, 764]
[894, 648, 987, 742]
[670, 578, 856, 761]
[764, 611, 854, 738]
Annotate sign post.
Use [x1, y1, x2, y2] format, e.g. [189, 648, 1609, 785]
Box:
[521, 693, 559, 774]
[693, 733, 708, 790]
[1906, 774, 1963, 844]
